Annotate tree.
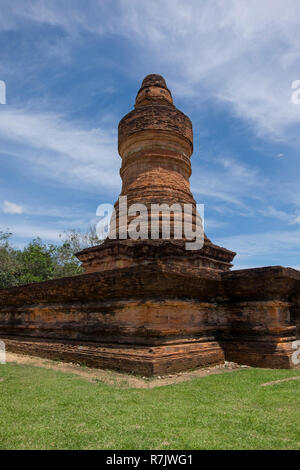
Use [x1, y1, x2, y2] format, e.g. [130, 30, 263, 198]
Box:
[52, 226, 103, 278]
[17, 238, 56, 285]
[0, 230, 22, 288]
[0, 226, 103, 288]
[59, 225, 103, 253]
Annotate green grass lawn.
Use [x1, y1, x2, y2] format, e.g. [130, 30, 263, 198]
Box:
[0, 363, 300, 450]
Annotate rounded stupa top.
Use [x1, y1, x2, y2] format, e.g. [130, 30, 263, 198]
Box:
[118, 73, 193, 156]
[135, 74, 173, 107]
[141, 74, 167, 89]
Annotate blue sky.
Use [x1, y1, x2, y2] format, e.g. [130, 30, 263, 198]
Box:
[1, 0, 300, 269]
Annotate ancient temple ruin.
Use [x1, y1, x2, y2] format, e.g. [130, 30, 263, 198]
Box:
[0, 75, 299, 375]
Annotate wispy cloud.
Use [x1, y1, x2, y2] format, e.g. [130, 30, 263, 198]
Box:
[259, 206, 300, 225]
[0, 107, 119, 192]
[4, 1, 299, 143]
[117, 0, 300, 142]
[192, 155, 264, 210]
[2, 200, 24, 215]
[216, 228, 300, 261]
[1, 201, 96, 222]
[2, 221, 62, 243]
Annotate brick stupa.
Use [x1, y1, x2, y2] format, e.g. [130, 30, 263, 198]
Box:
[0, 75, 299, 375]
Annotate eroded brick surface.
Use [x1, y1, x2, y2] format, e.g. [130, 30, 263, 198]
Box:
[0, 76, 299, 374]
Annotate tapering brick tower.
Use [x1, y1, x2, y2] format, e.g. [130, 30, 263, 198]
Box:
[77, 74, 235, 273]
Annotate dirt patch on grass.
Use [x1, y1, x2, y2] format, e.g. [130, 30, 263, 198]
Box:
[4, 352, 246, 388]
[261, 376, 300, 387]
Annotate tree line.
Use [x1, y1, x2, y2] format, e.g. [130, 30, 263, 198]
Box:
[0, 227, 102, 289]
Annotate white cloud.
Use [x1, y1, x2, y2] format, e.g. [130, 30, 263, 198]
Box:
[0, 107, 120, 192]
[23, 204, 95, 221]
[2, 200, 24, 214]
[291, 215, 300, 225]
[5, 0, 300, 143]
[259, 206, 300, 226]
[192, 156, 264, 209]
[124, 0, 300, 142]
[215, 228, 300, 261]
[204, 218, 226, 230]
[9, 223, 62, 242]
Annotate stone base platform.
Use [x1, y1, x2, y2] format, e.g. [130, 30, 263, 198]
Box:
[76, 239, 236, 273]
[1, 336, 224, 376]
[0, 264, 299, 375]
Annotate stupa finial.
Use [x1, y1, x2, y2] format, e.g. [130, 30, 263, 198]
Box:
[135, 74, 173, 107]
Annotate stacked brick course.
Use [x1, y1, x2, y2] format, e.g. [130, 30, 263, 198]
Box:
[0, 75, 299, 374]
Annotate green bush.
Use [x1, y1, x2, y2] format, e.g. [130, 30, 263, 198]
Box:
[0, 228, 102, 288]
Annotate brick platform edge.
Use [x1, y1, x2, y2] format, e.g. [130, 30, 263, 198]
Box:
[0, 264, 299, 375]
